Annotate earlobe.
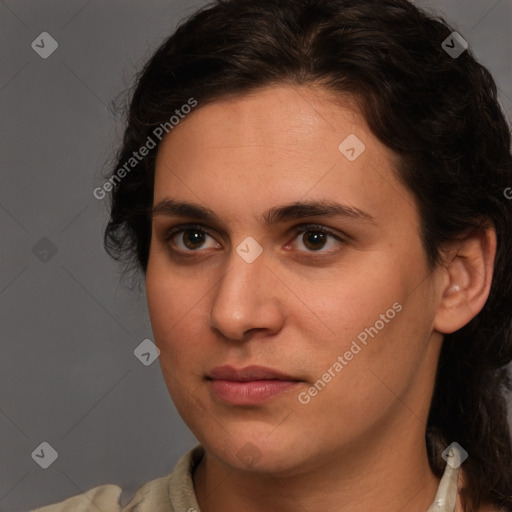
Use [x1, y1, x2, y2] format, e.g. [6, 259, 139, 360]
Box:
[433, 226, 496, 335]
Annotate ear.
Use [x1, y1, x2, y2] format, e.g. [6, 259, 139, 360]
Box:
[433, 225, 497, 334]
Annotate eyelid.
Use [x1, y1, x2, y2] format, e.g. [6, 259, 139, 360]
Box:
[287, 223, 347, 255]
[163, 223, 221, 252]
[163, 223, 215, 241]
[290, 223, 346, 241]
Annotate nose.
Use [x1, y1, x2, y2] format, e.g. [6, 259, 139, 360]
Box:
[209, 245, 284, 341]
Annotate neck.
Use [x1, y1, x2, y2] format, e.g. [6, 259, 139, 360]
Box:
[193, 421, 441, 512]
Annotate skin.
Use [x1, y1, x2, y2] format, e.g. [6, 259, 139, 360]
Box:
[145, 84, 496, 512]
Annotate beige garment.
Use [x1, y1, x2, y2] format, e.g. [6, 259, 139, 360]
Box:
[31, 444, 204, 512]
[32, 443, 460, 512]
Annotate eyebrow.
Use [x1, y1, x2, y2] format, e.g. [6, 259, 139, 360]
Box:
[151, 198, 376, 226]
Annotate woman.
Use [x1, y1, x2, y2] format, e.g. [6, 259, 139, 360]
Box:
[34, 0, 512, 511]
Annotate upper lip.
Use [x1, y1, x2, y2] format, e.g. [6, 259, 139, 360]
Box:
[208, 365, 299, 382]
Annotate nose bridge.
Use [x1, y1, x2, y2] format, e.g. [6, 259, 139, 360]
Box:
[209, 242, 281, 340]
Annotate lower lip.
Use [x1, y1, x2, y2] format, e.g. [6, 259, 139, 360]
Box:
[209, 379, 300, 405]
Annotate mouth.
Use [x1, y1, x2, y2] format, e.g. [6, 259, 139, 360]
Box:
[207, 364, 299, 382]
[206, 365, 303, 405]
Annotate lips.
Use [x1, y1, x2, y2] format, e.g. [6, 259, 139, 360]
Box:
[207, 365, 299, 382]
[207, 365, 302, 405]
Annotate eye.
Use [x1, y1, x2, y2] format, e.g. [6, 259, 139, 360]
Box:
[163, 223, 346, 256]
[289, 224, 346, 253]
[164, 224, 220, 252]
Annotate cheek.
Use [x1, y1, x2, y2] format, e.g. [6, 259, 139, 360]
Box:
[295, 256, 405, 347]
[147, 250, 215, 364]
[298, 248, 433, 398]
[145, 270, 210, 418]
[145, 264, 211, 370]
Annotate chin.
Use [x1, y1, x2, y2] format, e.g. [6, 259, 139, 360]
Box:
[198, 425, 312, 474]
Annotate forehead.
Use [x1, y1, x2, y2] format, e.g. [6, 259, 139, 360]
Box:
[157, 84, 365, 161]
[152, 84, 416, 229]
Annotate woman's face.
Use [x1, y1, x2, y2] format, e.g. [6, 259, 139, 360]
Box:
[145, 84, 445, 474]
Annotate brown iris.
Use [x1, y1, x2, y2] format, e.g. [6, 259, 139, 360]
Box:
[302, 230, 327, 251]
[182, 230, 206, 250]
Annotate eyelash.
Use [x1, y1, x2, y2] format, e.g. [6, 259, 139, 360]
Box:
[163, 223, 346, 255]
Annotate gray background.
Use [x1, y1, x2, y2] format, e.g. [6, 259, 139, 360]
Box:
[1, 0, 511, 510]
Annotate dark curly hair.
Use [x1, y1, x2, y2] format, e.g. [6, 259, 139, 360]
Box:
[102, 0, 512, 510]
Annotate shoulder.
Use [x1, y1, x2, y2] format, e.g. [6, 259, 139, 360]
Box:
[31, 484, 123, 512]
[30, 477, 171, 512]
[30, 444, 205, 512]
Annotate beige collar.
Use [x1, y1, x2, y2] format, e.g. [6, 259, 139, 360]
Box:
[426, 445, 462, 512]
